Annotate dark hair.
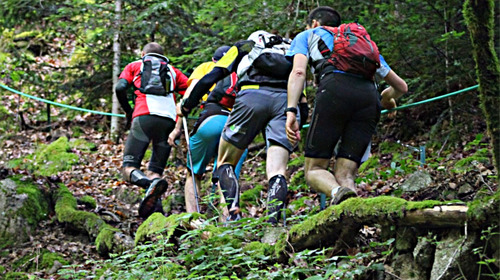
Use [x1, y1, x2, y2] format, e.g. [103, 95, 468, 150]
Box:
[307, 6, 341, 27]
[143, 42, 164, 55]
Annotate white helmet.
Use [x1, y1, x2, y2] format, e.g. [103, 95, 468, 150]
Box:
[247, 30, 272, 47]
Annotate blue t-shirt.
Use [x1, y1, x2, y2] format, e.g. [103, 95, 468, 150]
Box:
[287, 27, 391, 79]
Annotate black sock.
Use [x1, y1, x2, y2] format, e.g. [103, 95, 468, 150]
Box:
[214, 164, 240, 210]
[267, 174, 287, 224]
[130, 169, 152, 189]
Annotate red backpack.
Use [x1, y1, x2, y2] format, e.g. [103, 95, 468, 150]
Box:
[322, 22, 380, 80]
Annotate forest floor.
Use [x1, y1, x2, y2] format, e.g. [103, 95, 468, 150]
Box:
[0, 94, 498, 278]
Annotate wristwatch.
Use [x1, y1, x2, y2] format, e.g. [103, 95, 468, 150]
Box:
[284, 107, 298, 114]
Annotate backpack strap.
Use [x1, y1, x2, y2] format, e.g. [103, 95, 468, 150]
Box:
[166, 64, 176, 93]
[225, 72, 238, 96]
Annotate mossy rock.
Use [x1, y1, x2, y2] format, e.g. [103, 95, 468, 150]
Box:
[69, 138, 96, 152]
[135, 212, 204, 245]
[243, 241, 275, 256]
[7, 137, 79, 176]
[0, 177, 49, 247]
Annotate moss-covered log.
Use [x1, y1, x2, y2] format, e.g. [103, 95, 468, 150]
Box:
[286, 197, 468, 252]
[286, 194, 499, 253]
[463, 0, 500, 173]
[53, 184, 133, 256]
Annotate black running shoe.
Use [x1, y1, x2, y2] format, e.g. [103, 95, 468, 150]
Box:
[227, 206, 241, 222]
[139, 178, 168, 218]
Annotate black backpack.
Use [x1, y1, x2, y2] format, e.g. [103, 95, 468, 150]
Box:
[134, 53, 173, 96]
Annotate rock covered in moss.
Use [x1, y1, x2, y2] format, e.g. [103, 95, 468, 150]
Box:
[7, 136, 79, 176]
[0, 178, 48, 247]
[135, 212, 203, 245]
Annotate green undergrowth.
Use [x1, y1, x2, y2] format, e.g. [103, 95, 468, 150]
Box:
[57, 194, 499, 280]
[11, 248, 68, 273]
[58, 210, 391, 280]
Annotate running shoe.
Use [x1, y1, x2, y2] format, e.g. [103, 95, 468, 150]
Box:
[139, 178, 168, 218]
[330, 186, 357, 206]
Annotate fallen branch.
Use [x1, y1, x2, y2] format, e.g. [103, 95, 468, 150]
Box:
[53, 184, 134, 256]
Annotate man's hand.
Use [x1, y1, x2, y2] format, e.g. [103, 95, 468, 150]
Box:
[285, 112, 300, 146]
[168, 127, 182, 147]
[381, 87, 398, 118]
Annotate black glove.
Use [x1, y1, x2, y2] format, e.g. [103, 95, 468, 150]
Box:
[125, 111, 133, 130]
[298, 102, 309, 129]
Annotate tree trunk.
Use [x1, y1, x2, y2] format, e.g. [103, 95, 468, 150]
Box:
[110, 0, 122, 140]
[463, 0, 500, 176]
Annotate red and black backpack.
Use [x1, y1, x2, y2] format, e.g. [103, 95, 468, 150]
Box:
[206, 72, 238, 109]
[322, 22, 380, 80]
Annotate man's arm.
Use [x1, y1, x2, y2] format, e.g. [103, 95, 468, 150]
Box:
[380, 70, 407, 116]
[286, 54, 308, 145]
[180, 67, 228, 115]
[115, 78, 133, 115]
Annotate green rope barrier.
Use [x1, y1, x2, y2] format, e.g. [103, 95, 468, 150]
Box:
[0, 83, 126, 117]
[380, 84, 479, 114]
[1, 83, 479, 123]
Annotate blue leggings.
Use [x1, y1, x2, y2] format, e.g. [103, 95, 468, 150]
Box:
[188, 115, 248, 178]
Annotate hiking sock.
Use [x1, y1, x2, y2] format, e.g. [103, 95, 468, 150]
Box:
[130, 169, 152, 189]
[215, 164, 240, 220]
[267, 174, 288, 225]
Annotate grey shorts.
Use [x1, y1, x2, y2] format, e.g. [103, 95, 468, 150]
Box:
[222, 87, 298, 152]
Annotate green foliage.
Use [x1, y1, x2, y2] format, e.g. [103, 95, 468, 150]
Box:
[357, 142, 422, 185]
[11, 248, 68, 273]
[240, 184, 263, 204]
[473, 226, 500, 279]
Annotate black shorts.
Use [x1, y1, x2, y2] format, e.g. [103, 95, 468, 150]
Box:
[123, 114, 175, 174]
[305, 72, 381, 165]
